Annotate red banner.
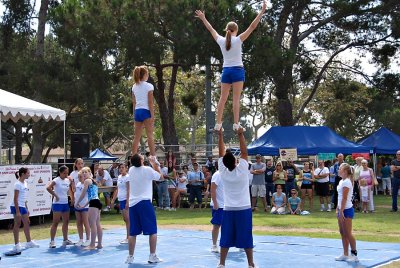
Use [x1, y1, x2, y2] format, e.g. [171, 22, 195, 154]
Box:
[351, 153, 370, 160]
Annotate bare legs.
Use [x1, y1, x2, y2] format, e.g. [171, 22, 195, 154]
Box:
[301, 189, 313, 210]
[128, 234, 157, 256]
[132, 118, 155, 156]
[13, 214, 32, 245]
[85, 207, 102, 250]
[219, 247, 254, 267]
[75, 211, 90, 241]
[212, 224, 220, 246]
[50, 211, 70, 242]
[122, 208, 130, 240]
[338, 217, 357, 256]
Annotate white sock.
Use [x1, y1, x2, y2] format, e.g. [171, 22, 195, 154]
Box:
[321, 204, 325, 209]
[328, 204, 331, 209]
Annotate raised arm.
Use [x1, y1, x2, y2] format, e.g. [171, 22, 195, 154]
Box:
[195, 10, 219, 41]
[239, 1, 267, 42]
[218, 130, 225, 157]
[238, 128, 248, 160]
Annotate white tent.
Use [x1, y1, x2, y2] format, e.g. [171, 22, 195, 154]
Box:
[0, 89, 66, 164]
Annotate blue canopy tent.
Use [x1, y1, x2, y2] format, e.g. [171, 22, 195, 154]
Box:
[89, 148, 118, 161]
[357, 127, 400, 154]
[248, 126, 372, 156]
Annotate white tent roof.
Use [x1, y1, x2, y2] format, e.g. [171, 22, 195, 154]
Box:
[0, 89, 66, 122]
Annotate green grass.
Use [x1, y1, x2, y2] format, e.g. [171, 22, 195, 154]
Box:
[1, 195, 398, 245]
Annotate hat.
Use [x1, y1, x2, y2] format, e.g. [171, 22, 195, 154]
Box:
[256, 154, 262, 158]
[193, 162, 199, 165]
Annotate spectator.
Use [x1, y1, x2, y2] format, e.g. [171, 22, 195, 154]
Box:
[167, 168, 177, 210]
[271, 184, 286, 214]
[359, 179, 370, 213]
[314, 160, 331, 212]
[206, 156, 217, 174]
[359, 159, 375, 212]
[352, 157, 364, 211]
[158, 162, 170, 210]
[332, 154, 345, 209]
[381, 160, 391, 196]
[288, 189, 301, 215]
[187, 162, 204, 209]
[329, 159, 338, 195]
[108, 162, 120, 185]
[202, 166, 212, 208]
[250, 154, 267, 212]
[171, 170, 188, 210]
[96, 166, 113, 212]
[264, 160, 275, 209]
[188, 156, 202, 172]
[299, 162, 314, 211]
[284, 160, 299, 196]
[390, 150, 400, 212]
[166, 150, 176, 173]
[273, 161, 287, 191]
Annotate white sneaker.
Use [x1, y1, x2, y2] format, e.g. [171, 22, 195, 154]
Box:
[75, 240, 83, 247]
[164, 207, 171, 211]
[119, 239, 129, 244]
[211, 245, 219, 253]
[148, 253, 162, 263]
[82, 240, 91, 247]
[217, 265, 225, 268]
[62, 239, 75, 246]
[320, 208, 325, 212]
[25, 240, 40, 248]
[347, 255, 359, 262]
[327, 208, 332, 212]
[233, 123, 246, 132]
[102, 207, 110, 212]
[12, 243, 22, 252]
[170, 208, 176, 211]
[214, 123, 223, 131]
[335, 255, 348, 261]
[49, 241, 56, 248]
[249, 265, 258, 268]
[125, 255, 134, 264]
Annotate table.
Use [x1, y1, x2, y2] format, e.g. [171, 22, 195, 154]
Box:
[98, 186, 116, 193]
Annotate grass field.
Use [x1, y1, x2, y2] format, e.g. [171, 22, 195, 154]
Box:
[0, 195, 398, 245]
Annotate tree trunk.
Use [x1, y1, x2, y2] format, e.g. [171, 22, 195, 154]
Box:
[31, 0, 49, 163]
[14, 122, 22, 164]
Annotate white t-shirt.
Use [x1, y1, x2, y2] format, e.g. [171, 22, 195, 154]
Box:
[74, 181, 88, 208]
[177, 174, 188, 189]
[70, 170, 79, 186]
[117, 174, 129, 201]
[337, 178, 353, 209]
[10, 181, 29, 208]
[52, 177, 71, 204]
[314, 167, 330, 183]
[216, 35, 243, 67]
[128, 165, 161, 206]
[210, 171, 224, 208]
[132, 81, 154, 110]
[360, 185, 369, 199]
[160, 167, 168, 182]
[218, 157, 251, 209]
[97, 170, 113, 187]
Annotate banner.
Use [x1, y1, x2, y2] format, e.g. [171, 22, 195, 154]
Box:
[279, 148, 298, 161]
[0, 165, 53, 220]
[317, 153, 336, 161]
[351, 153, 370, 160]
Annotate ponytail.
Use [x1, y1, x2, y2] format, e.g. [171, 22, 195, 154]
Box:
[133, 65, 149, 84]
[15, 167, 29, 179]
[225, 30, 232, 51]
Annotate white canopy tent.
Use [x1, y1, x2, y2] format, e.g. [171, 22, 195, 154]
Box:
[0, 89, 66, 164]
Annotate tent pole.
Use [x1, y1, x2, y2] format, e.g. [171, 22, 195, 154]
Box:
[0, 114, 2, 165]
[63, 120, 66, 164]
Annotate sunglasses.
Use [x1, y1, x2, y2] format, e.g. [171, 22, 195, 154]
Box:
[291, 192, 297, 195]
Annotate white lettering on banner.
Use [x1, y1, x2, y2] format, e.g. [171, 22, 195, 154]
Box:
[0, 165, 53, 220]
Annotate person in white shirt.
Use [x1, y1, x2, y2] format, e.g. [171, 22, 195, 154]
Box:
[210, 170, 224, 253]
[335, 163, 358, 263]
[96, 166, 113, 212]
[73, 171, 90, 247]
[195, 2, 266, 132]
[131, 65, 156, 157]
[9, 167, 40, 254]
[47, 166, 74, 248]
[70, 158, 84, 186]
[125, 154, 163, 265]
[314, 160, 331, 212]
[216, 128, 256, 268]
[111, 163, 130, 244]
[172, 169, 188, 210]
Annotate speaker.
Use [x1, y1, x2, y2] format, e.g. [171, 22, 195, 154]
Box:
[71, 133, 90, 159]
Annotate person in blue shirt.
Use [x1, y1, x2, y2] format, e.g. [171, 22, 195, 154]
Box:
[187, 163, 204, 210]
[288, 189, 301, 215]
[381, 160, 392, 196]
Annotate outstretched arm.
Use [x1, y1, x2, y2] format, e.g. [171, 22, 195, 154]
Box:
[239, 1, 267, 42]
[218, 130, 225, 157]
[195, 10, 219, 41]
[238, 128, 248, 160]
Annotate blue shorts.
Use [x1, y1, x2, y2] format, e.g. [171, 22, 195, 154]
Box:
[210, 207, 224, 226]
[338, 207, 354, 219]
[129, 200, 157, 236]
[52, 203, 70, 213]
[75, 208, 89, 212]
[10, 206, 28, 215]
[134, 108, 151, 122]
[221, 66, 245, 84]
[120, 200, 127, 210]
[220, 208, 253, 248]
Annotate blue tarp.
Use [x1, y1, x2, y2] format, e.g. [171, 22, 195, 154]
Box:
[357, 127, 400, 154]
[248, 126, 372, 156]
[89, 148, 118, 161]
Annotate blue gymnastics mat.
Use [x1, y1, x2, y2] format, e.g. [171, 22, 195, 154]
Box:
[1, 228, 399, 267]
